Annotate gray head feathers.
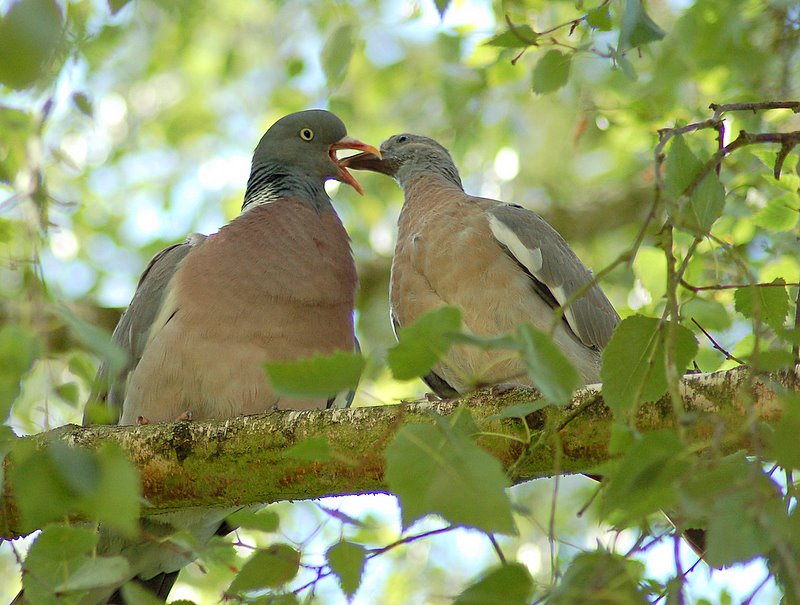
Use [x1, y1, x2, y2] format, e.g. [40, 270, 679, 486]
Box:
[244, 110, 373, 209]
[343, 133, 464, 190]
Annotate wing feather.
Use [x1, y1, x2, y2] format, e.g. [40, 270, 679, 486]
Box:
[85, 236, 205, 424]
[485, 201, 619, 350]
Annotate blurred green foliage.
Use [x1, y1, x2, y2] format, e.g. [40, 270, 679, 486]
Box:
[1, 0, 799, 603]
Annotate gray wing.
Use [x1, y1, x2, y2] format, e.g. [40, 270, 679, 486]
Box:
[485, 201, 619, 350]
[84, 235, 205, 424]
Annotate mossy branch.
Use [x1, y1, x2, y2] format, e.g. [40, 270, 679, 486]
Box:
[2, 366, 797, 540]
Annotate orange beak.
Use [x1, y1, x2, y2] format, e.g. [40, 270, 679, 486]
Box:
[330, 136, 381, 195]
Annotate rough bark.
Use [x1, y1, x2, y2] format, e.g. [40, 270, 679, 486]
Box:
[2, 366, 797, 540]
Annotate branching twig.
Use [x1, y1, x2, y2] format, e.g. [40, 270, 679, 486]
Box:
[710, 101, 800, 121]
[681, 279, 800, 292]
[503, 1, 613, 64]
[291, 525, 456, 597]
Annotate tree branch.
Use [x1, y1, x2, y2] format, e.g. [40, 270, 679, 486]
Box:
[2, 367, 797, 540]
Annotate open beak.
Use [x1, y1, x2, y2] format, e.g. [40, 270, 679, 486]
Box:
[330, 136, 381, 195]
[339, 149, 397, 177]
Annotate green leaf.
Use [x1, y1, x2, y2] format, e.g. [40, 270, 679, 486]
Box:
[226, 509, 280, 533]
[12, 442, 78, 532]
[229, 544, 300, 593]
[284, 437, 332, 462]
[664, 135, 698, 200]
[615, 52, 637, 80]
[453, 563, 533, 605]
[618, 0, 666, 51]
[0, 217, 15, 242]
[485, 25, 538, 48]
[682, 298, 731, 331]
[56, 381, 81, 406]
[48, 440, 100, 497]
[286, 57, 304, 78]
[55, 556, 131, 591]
[0, 0, 64, 89]
[705, 479, 780, 567]
[387, 307, 462, 380]
[434, 0, 450, 18]
[602, 430, 688, 522]
[446, 332, 519, 351]
[516, 324, 581, 405]
[264, 351, 364, 398]
[120, 582, 165, 605]
[754, 192, 799, 231]
[10, 441, 140, 536]
[601, 315, 698, 418]
[384, 406, 516, 534]
[248, 596, 297, 605]
[633, 246, 667, 301]
[767, 394, 800, 470]
[0, 324, 40, 421]
[547, 551, 648, 604]
[0, 107, 35, 184]
[586, 6, 612, 31]
[734, 279, 789, 333]
[326, 541, 366, 598]
[664, 135, 725, 233]
[72, 92, 93, 117]
[686, 171, 725, 232]
[56, 304, 126, 382]
[681, 454, 781, 567]
[746, 349, 797, 371]
[486, 401, 549, 421]
[321, 24, 355, 90]
[108, 0, 132, 15]
[608, 423, 636, 455]
[80, 443, 141, 536]
[22, 525, 99, 603]
[531, 50, 572, 95]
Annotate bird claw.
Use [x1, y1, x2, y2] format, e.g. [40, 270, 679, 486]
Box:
[425, 392, 443, 402]
[487, 383, 522, 397]
[136, 412, 192, 424]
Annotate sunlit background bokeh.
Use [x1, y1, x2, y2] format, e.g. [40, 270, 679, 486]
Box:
[2, 0, 798, 602]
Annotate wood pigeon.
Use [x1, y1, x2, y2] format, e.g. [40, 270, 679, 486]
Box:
[13, 109, 378, 605]
[344, 133, 619, 395]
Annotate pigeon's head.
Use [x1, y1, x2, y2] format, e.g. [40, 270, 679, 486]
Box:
[253, 110, 380, 195]
[341, 133, 462, 189]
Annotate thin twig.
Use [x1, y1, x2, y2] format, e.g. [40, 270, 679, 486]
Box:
[487, 533, 507, 564]
[505, 14, 538, 46]
[662, 223, 688, 436]
[741, 573, 776, 605]
[691, 317, 746, 365]
[366, 526, 455, 557]
[710, 101, 800, 121]
[681, 279, 800, 291]
[292, 525, 456, 596]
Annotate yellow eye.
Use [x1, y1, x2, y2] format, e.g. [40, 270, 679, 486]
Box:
[299, 128, 314, 141]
